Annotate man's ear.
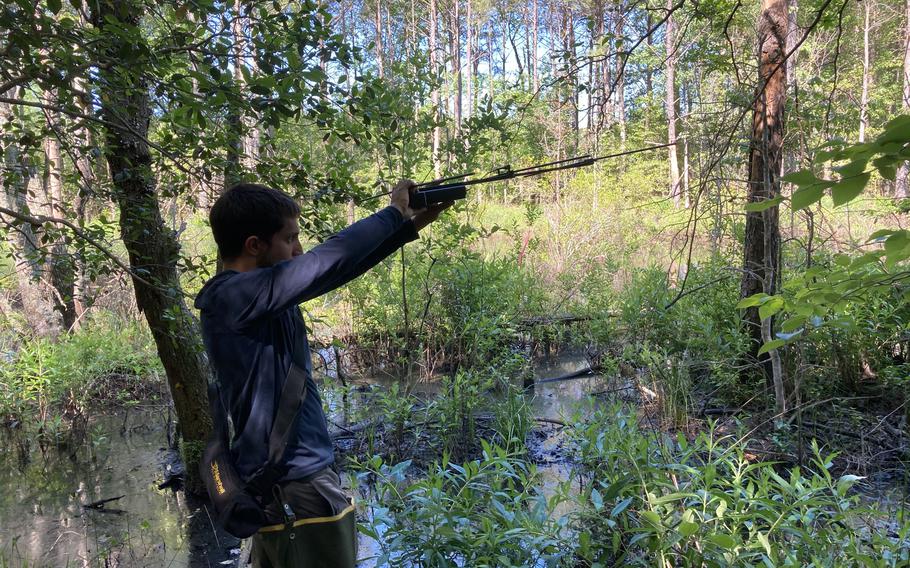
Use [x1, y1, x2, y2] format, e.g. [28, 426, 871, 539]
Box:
[243, 235, 267, 257]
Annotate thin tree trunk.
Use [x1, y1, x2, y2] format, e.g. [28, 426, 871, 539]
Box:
[898, 0, 910, 198]
[645, 12, 654, 102]
[90, 0, 212, 492]
[665, 0, 681, 206]
[488, 18, 495, 102]
[42, 89, 77, 330]
[614, 7, 626, 143]
[72, 76, 94, 321]
[375, 0, 384, 77]
[453, 0, 462, 134]
[466, 0, 473, 122]
[0, 91, 62, 338]
[741, 0, 788, 413]
[859, 0, 871, 143]
[533, 0, 539, 91]
[430, 0, 442, 176]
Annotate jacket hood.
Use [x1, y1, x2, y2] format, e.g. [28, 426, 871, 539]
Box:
[193, 271, 236, 311]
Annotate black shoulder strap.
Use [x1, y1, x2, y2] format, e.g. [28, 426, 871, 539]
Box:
[209, 318, 311, 487]
[266, 361, 308, 466]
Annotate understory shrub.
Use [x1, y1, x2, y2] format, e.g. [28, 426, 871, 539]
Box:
[354, 403, 910, 567]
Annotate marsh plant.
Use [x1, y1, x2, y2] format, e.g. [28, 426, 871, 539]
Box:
[353, 403, 910, 567]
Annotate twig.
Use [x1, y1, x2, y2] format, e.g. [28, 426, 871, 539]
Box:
[83, 495, 125, 510]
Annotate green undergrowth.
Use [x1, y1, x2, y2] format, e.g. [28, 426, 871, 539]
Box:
[354, 403, 910, 567]
[0, 314, 163, 420]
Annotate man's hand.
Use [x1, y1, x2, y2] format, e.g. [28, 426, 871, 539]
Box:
[390, 179, 418, 219]
[413, 201, 454, 232]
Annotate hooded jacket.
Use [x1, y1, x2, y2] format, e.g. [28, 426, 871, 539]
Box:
[194, 206, 417, 482]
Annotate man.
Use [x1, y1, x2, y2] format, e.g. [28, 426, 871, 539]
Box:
[195, 180, 449, 567]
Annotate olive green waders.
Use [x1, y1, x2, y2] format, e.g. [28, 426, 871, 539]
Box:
[251, 469, 357, 568]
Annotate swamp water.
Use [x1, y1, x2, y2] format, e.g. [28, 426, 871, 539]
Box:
[0, 353, 623, 567]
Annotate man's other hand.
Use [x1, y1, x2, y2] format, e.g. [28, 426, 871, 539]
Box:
[413, 201, 454, 232]
[390, 179, 418, 218]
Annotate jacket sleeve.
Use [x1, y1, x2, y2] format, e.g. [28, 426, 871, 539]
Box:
[345, 219, 419, 282]
[222, 206, 414, 328]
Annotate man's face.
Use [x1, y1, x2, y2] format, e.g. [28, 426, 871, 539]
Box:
[256, 217, 303, 267]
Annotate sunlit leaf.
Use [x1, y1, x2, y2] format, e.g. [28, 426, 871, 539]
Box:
[831, 172, 870, 207]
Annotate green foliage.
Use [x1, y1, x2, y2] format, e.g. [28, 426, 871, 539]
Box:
[355, 442, 566, 568]
[0, 314, 162, 417]
[353, 404, 910, 567]
[568, 404, 910, 566]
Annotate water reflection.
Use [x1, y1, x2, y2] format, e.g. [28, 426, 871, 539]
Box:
[0, 410, 238, 567]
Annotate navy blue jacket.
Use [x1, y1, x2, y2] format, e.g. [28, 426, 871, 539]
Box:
[195, 206, 418, 482]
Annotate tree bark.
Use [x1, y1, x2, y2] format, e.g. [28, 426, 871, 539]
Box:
[90, 0, 212, 493]
[741, 0, 788, 412]
[375, 0, 384, 77]
[466, 0, 473, 122]
[859, 0, 871, 143]
[42, 89, 77, 331]
[614, 7, 626, 143]
[0, 88, 63, 339]
[430, 0, 442, 176]
[665, 0, 681, 206]
[898, 0, 910, 198]
[454, 0, 462, 134]
[533, 0, 539, 91]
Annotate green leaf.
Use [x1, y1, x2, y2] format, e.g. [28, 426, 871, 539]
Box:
[877, 115, 910, 145]
[868, 229, 897, 242]
[780, 316, 806, 333]
[873, 157, 898, 181]
[737, 293, 769, 309]
[639, 510, 662, 530]
[758, 296, 784, 320]
[834, 159, 868, 178]
[757, 339, 786, 355]
[781, 170, 820, 187]
[831, 172, 871, 207]
[791, 186, 825, 211]
[590, 488, 603, 511]
[48, 0, 61, 13]
[707, 533, 737, 550]
[679, 521, 699, 537]
[745, 196, 784, 212]
[611, 497, 633, 518]
[885, 231, 909, 256]
[757, 532, 772, 556]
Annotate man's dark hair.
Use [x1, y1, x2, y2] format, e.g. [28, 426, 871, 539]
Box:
[210, 183, 301, 260]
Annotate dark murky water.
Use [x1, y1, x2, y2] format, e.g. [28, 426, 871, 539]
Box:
[0, 353, 615, 567]
[0, 409, 241, 567]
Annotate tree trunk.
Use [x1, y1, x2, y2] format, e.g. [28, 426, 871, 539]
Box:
[375, 0, 384, 77]
[488, 17, 495, 102]
[232, 0, 258, 170]
[466, 0, 473, 122]
[859, 0, 871, 143]
[90, 0, 212, 493]
[533, 0, 539, 91]
[430, 0, 442, 176]
[42, 89, 77, 331]
[72, 76, 94, 321]
[614, 7, 626, 143]
[898, 0, 910, 199]
[645, 12, 654, 103]
[0, 88, 63, 339]
[741, 0, 788, 413]
[453, 0, 462, 134]
[665, 0, 681, 206]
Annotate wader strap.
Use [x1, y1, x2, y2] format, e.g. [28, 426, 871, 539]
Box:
[272, 484, 297, 528]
